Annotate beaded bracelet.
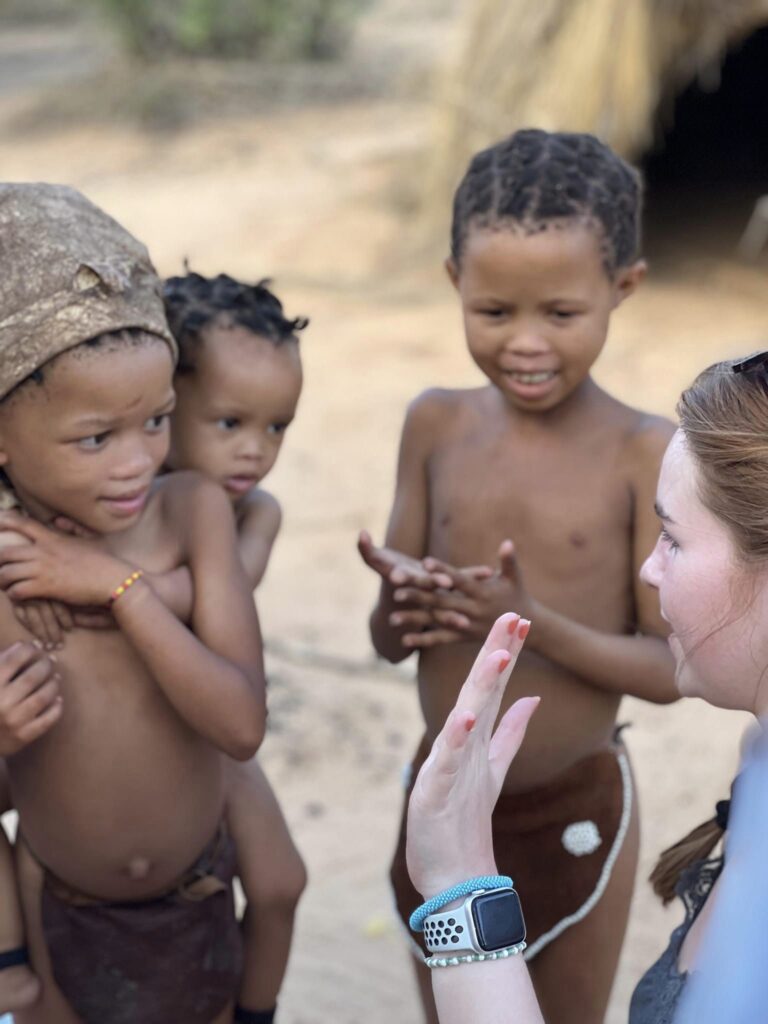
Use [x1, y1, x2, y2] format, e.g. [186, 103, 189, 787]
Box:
[425, 941, 527, 969]
[110, 569, 144, 605]
[409, 875, 513, 932]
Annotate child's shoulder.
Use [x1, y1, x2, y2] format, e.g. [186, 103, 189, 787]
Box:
[152, 470, 232, 524]
[238, 487, 281, 538]
[606, 398, 676, 481]
[403, 385, 489, 438]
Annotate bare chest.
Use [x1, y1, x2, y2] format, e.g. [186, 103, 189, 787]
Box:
[427, 432, 632, 599]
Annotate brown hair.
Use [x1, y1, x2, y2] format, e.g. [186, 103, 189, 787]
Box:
[650, 356, 768, 902]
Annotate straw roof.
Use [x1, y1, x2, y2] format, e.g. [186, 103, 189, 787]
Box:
[425, 0, 768, 220]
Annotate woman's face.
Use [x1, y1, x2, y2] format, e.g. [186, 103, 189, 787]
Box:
[641, 430, 768, 716]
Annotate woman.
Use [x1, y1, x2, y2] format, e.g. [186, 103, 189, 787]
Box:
[406, 354, 768, 1023]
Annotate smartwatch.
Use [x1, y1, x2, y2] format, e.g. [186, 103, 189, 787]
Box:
[423, 887, 526, 955]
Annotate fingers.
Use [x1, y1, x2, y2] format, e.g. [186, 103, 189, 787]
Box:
[34, 601, 63, 649]
[16, 602, 51, 648]
[391, 608, 471, 631]
[416, 706, 477, 804]
[51, 601, 75, 633]
[498, 539, 517, 579]
[0, 642, 50, 686]
[488, 697, 540, 792]
[403, 628, 464, 648]
[423, 557, 493, 589]
[0, 513, 41, 542]
[6, 651, 58, 701]
[52, 515, 93, 538]
[16, 694, 63, 744]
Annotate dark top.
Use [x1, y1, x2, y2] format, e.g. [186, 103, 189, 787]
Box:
[628, 857, 724, 1024]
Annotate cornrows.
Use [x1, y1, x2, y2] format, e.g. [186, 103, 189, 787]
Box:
[450, 129, 642, 274]
[163, 272, 308, 372]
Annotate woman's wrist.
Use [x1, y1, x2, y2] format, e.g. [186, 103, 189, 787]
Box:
[417, 862, 500, 902]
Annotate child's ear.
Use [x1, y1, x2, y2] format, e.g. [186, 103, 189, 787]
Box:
[612, 259, 647, 308]
[444, 257, 460, 291]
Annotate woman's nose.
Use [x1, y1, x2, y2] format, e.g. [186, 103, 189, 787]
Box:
[640, 539, 663, 589]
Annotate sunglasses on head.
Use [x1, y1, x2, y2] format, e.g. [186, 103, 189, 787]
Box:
[732, 351, 768, 375]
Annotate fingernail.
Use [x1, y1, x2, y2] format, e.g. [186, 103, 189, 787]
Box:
[31, 639, 43, 650]
[498, 654, 511, 672]
[506, 614, 520, 634]
[518, 620, 531, 639]
[394, 589, 406, 601]
[464, 713, 476, 733]
[391, 614, 402, 626]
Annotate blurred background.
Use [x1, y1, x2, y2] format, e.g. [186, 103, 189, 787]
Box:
[0, 2, 766, 1021]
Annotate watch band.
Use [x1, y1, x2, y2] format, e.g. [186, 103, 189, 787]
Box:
[423, 886, 525, 955]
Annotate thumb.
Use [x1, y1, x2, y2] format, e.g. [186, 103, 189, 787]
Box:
[498, 539, 516, 579]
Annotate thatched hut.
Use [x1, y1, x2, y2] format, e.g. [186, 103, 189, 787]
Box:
[426, 0, 768, 233]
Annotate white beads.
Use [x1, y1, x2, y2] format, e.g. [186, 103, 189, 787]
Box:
[562, 820, 602, 857]
[425, 942, 527, 968]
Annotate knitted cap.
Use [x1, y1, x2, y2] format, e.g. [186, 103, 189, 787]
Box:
[0, 182, 176, 400]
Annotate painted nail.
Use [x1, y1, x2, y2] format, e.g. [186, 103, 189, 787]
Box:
[506, 614, 521, 634]
[498, 654, 511, 672]
[518, 620, 531, 639]
[464, 713, 476, 732]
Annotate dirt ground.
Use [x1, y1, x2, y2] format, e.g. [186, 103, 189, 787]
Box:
[1, 4, 767, 1022]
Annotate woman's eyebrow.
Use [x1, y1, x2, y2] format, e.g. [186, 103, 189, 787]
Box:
[654, 500, 674, 523]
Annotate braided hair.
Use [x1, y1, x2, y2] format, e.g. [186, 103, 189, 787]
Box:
[450, 129, 642, 274]
[163, 272, 308, 373]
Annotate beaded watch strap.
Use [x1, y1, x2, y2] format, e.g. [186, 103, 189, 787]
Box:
[409, 875, 513, 932]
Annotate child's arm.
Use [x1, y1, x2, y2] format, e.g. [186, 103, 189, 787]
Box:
[362, 393, 454, 663]
[0, 479, 265, 759]
[394, 420, 679, 704]
[238, 491, 282, 589]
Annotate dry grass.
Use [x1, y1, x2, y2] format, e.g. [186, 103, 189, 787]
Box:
[421, 0, 768, 232]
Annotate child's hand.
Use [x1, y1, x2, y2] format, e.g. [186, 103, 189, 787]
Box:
[0, 641, 62, 756]
[13, 599, 74, 650]
[358, 530, 455, 590]
[0, 512, 133, 607]
[394, 541, 533, 649]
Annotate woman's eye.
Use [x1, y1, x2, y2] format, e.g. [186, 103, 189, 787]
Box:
[660, 527, 679, 551]
[217, 417, 239, 431]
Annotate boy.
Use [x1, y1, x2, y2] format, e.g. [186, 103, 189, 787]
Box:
[360, 129, 678, 1024]
[0, 183, 265, 1024]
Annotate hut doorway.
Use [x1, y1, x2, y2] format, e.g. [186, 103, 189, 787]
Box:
[643, 25, 768, 256]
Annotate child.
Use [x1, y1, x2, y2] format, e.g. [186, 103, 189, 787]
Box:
[359, 129, 678, 1024]
[163, 270, 307, 1024]
[0, 183, 265, 1024]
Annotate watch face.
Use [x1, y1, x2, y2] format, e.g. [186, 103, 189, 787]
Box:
[471, 889, 526, 951]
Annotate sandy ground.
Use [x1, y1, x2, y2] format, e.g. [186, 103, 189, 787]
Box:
[1, 5, 768, 1022]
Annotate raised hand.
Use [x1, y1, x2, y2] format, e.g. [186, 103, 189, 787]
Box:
[406, 613, 538, 899]
[0, 511, 132, 607]
[0, 642, 62, 756]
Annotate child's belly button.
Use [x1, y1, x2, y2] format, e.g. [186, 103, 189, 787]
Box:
[124, 856, 153, 880]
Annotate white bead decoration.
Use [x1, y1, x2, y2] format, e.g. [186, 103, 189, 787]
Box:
[562, 820, 602, 857]
[425, 942, 527, 968]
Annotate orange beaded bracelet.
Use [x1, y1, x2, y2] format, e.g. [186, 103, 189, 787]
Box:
[109, 569, 144, 605]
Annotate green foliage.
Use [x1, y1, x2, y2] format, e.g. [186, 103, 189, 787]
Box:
[87, 0, 365, 60]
